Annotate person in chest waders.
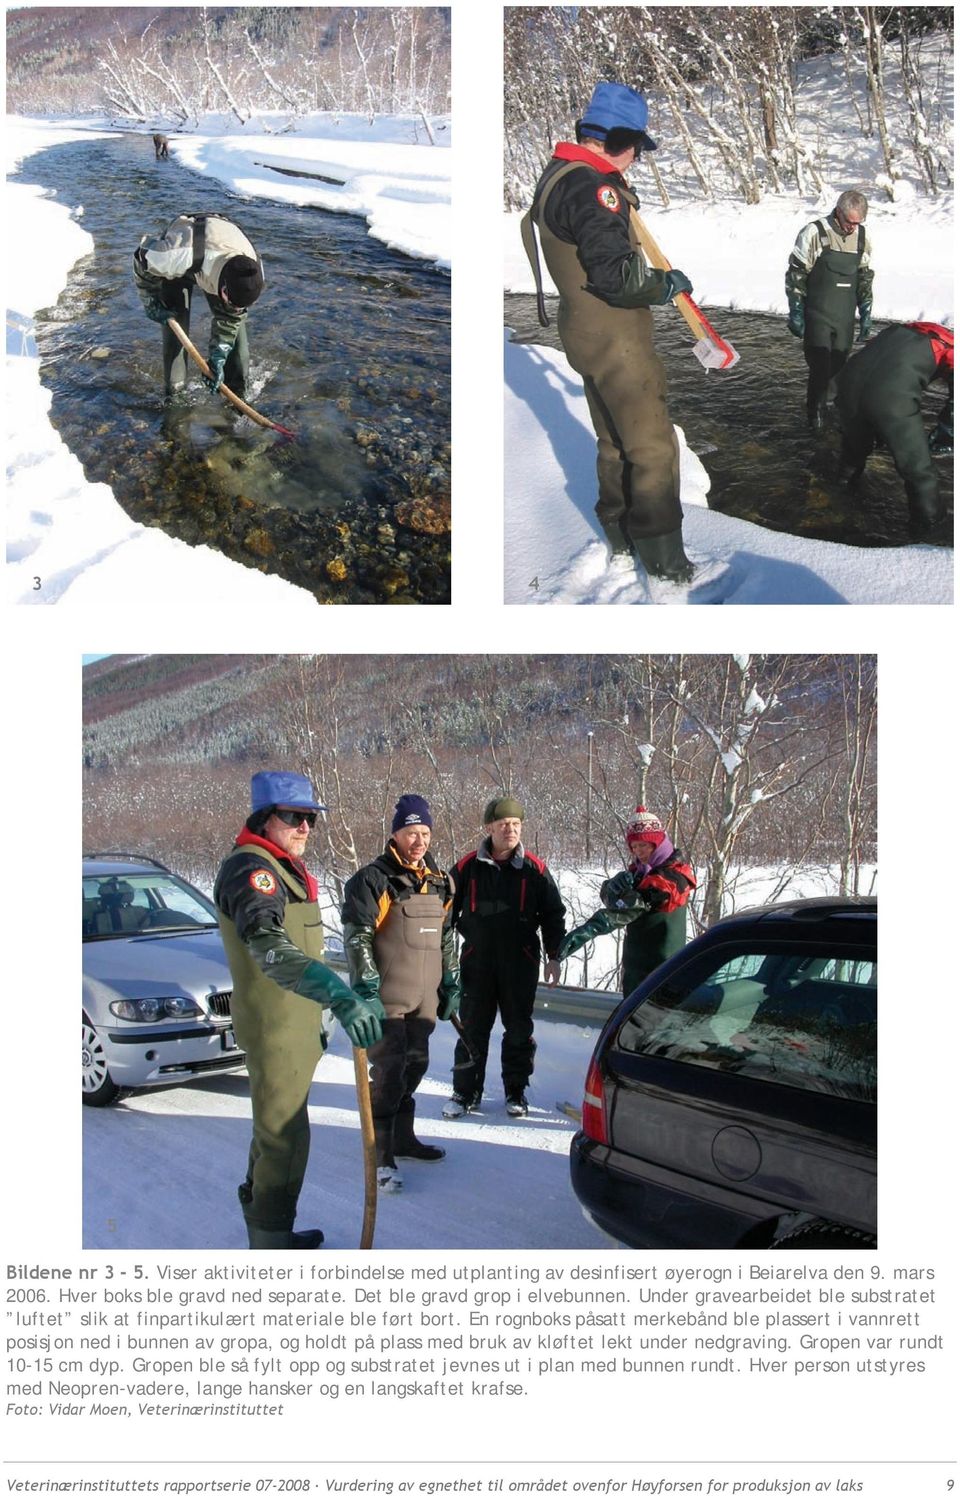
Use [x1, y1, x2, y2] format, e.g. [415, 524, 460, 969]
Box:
[134, 212, 264, 399]
[521, 81, 696, 584]
[214, 772, 386, 1249]
[835, 321, 953, 540]
[785, 191, 874, 431]
[340, 796, 461, 1195]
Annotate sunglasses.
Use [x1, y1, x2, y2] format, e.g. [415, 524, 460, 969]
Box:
[273, 809, 318, 828]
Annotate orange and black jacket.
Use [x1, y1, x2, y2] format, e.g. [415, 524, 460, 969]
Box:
[341, 843, 457, 986]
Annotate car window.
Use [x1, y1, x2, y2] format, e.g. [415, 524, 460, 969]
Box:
[83, 872, 218, 938]
[617, 943, 876, 1102]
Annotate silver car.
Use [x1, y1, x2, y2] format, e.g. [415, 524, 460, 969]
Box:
[82, 854, 245, 1105]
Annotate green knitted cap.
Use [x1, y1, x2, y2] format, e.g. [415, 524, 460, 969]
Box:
[483, 795, 524, 824]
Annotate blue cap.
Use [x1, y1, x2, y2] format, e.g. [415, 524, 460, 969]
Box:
[250, 771, 325, 814]
[579, 82, 656, 149]
[392, 794, 432, 832]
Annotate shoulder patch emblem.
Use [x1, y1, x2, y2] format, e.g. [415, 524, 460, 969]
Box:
[249, 869, 278, 895]
[597, 185, 620, 213]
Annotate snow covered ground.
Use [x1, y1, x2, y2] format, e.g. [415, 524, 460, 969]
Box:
[82, 1014, 613, 1252]
[5, 113, 450, 612]
[504, 40, 954, 605]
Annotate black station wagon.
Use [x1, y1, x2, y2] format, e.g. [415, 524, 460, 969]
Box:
[570, 897, 877, 1249]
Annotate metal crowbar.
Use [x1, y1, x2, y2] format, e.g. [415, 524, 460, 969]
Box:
[629, 208, 740, 372]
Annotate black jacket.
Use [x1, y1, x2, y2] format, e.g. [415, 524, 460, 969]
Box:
[450, 841, 566, 965]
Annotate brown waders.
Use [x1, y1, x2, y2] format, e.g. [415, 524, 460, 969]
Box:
[217, 847, 325, 1246]
[367, 891, 445, 1171]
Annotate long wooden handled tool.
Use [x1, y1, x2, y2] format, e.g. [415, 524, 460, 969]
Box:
[353, 1047, 378, 1250]
[164, 316, 296, 436]
[629, 208, 739, 372]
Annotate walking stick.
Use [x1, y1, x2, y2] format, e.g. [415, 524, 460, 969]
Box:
[164, 316, 296, 437]
[353, 1047, 378, 1250]
[629, 208, 740, 372]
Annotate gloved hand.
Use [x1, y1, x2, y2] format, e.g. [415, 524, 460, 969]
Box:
[296, 959, 385, 1048]
[787, 294, 805, 338]
[929, 422, 953, 456]
[204, 343, 232, 392]
[437, 970, 462, 1021]
[663, 269, 693, 302]
[929, 398, 953, 456]
[857, 304, 873, 342]
[556, 910, 614, 961]
[351, 971, 382, 1005]
[144, 297, 171, 326]
[600, 869, 638, 909]
[642, 884, 668, 910]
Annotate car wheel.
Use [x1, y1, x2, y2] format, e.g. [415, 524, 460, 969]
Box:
[82, 1016, 121, 1107]
[771, 1221, 876, 1250]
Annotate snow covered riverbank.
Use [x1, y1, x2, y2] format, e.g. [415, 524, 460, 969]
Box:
[5, 113, 450, 613]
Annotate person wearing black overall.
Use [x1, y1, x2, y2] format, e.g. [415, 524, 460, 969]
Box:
[835, 321, 953, 539]
[785, 192, 874, 430]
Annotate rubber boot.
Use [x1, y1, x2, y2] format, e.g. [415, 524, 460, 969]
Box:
[598, 518, 634, 563]
[394, 1109, 445, 1161]
[837, 459, 865, 491]
[635, 530, 695, 584]
[374, 1117, 403, 1192]
[807, 402, 826, 433]
[240, 1181, 323, 1248]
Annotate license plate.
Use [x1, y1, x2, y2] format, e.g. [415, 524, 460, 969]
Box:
[221, 1029, 237, 1051]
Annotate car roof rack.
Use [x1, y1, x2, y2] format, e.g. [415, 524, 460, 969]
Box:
[83, 852, 173, 873]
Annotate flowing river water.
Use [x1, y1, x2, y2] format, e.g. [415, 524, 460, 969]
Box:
[17, 133, 451, 603]
[506, 294, 952, 550]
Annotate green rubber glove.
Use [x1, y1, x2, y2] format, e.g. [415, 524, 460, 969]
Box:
[786, 293, 805, 338]
[662, 269, 693, 302]
[601, 869, 638, 909]
[857, 303, 873, 342]
[144, 297, 171, 326]
[204, 342, 231, 392]
[437, 970, 462, 1020]
[556, 910, 614, 961]
[296, 960, 385, 1048]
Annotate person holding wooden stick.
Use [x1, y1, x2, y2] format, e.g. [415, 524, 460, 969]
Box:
[214, 772, 385, 1250]
[521, 81, 696, 583]
[134, 212, 264, 398]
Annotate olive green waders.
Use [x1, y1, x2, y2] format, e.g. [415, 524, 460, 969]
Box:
[524, 167, 681, 549]
[218, 847, 325, 1242]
